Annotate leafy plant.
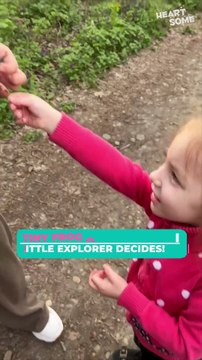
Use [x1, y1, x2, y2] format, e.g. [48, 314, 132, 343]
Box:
[60, 102, 76, 113]
[0, 0, 200, 138]
[22, 130, 43, 142]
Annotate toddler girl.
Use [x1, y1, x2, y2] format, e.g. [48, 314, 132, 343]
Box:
[8, 92, 202, 359]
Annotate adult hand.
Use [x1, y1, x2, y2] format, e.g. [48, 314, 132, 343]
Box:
[89, 264, 127, 299]
[0, 43, 27, 89]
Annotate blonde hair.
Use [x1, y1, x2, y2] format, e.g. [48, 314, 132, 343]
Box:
[176, 117, 202, 177]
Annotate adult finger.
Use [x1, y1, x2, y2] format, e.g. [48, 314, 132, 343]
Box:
[7, 69, 27, 87]
[0, 45, 18, 74]
[0, 70, 27, 90]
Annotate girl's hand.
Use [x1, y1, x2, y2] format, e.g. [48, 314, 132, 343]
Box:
[0, 43, 27, 89]
[8, 92, 61, 134]
[89, 264, 127, 299]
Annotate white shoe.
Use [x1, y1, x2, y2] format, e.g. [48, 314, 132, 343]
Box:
[32, 307, 63, 342]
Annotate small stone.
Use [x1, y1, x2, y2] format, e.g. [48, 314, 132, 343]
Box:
[40, 213, 47, 222]
[3, 351, 13, 360]
[115, 122, 122, 127]
[73, 276, 81, 284]
[130, 137, 136, 143]
[103, 134, 111, 140]
[94, 91, 104, 98]
[74, 188, 81, 195]
[25, 275, 31, 282]
[123, 337, 129, 346]
[71, 298, 79, 305]
[46, 299, 52, 307]
[106, 352, 111, 359]
[38, 264, 46, 269]
[33, 165, 47, 172]
[114, 141, 120, 146]
[68, 331, 79, 341]
[94, 345, 101, 353]
[136, 134, 145, 141]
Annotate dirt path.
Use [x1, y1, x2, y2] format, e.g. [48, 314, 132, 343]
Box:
[0, 19, 202, 360]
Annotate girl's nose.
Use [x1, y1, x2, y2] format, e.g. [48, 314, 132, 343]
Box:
[150, 170, 162, 187]
[153, 179, 162, 187]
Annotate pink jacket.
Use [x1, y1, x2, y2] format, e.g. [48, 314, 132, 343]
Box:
[49, 113, 202, 360]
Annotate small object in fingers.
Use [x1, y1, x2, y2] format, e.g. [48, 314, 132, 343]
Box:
[0, 82, 9, 98]
[0, 56, 6, 63]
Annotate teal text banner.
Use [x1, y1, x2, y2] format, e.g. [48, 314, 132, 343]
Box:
[16, 229, 187, 259]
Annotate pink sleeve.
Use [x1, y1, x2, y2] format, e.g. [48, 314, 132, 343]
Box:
[118, 282, 202, 360]
[49, 113, 152, 213]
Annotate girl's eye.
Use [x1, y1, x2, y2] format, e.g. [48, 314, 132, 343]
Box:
[171, 171, 180, 185]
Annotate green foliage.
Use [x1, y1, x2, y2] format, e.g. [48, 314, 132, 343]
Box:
[0, 0, 201, 138]
[171, 0, 202, 11]
[59, 15, 152, 85]
[0, 100, 15, 139]
[22, 130, 43, 142]
[58, 0, 172, 86]
[60, 102, 76, 113]
[182, 25, 196, 34]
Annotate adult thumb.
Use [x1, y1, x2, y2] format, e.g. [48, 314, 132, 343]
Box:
[7, 69, 27, 87]
[8, 92, 33, 107]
